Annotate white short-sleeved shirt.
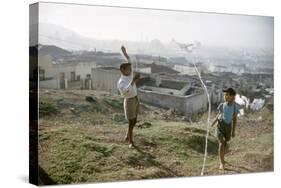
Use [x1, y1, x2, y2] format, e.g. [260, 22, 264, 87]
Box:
[117, 74, 137, 99]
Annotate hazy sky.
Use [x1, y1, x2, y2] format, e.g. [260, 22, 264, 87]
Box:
[38, 2, 273, 48]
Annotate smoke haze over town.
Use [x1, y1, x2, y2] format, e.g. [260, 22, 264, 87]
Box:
[31, 2, 273, 51]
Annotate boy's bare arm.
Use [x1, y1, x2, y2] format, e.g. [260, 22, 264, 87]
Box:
[121, 46, 130, 61]
[211, 113, 220, 127]
[232, 115, 237, 137]
[129, 73, 140, 86]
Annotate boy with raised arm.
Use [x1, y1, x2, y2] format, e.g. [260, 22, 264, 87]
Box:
[117, 46, 141, 148]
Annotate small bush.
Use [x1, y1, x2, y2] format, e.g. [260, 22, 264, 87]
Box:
[104, 99, 123, 110]
[39, 101, 59, 117]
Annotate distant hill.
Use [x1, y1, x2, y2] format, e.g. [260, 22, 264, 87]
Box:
[30, 23, 273, 70]
[31, 44, 123, 67]
[32, 22, 183, 55]
[39, 45, 72, 57]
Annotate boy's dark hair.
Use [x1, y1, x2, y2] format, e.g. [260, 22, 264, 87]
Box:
[120, 63, 131, 70]
[223, 88, 236, 96]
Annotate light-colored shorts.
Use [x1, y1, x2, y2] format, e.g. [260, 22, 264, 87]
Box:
[124, 96, 140, 120]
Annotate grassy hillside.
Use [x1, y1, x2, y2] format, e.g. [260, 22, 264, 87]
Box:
[38, 89, 273, 185]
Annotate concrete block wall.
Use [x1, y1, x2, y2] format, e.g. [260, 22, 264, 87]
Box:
[138, 89, 186, 112]
[39, 79, 59, 89]
[138, 88, 208, 116]
[183, 92, 208, 116]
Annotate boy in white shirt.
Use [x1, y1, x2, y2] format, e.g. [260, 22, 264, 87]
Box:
[117, 46, 140, 148]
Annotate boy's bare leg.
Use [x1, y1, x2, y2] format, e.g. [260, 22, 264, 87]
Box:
[128, 118, 136, 147]
[124, 127, 129, 142]
[124, 119, 135, 141]
[124, 121, 129, 142]
[124, 134, 129, 142]
[219, 140, 226, 170]
[225, 142, 229, 153]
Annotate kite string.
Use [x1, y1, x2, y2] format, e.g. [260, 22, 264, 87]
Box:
[190, 61, 211, 176]
[177, 43, 212, 176]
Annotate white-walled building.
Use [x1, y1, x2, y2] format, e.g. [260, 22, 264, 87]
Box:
[38, 54, 97, 89]
[173, 64, 198, 75]
[91, 67, 121, 93]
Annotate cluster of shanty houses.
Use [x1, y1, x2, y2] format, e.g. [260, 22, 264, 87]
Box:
[31, 45, 273, 117]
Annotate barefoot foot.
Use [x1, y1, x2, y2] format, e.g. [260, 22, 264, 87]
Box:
[128, 142, 135, 148]
[124, 136, 129, 142]
[219, 163, 225, 170]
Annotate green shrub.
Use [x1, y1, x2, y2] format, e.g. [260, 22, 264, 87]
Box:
[39, 101, 59, 116]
